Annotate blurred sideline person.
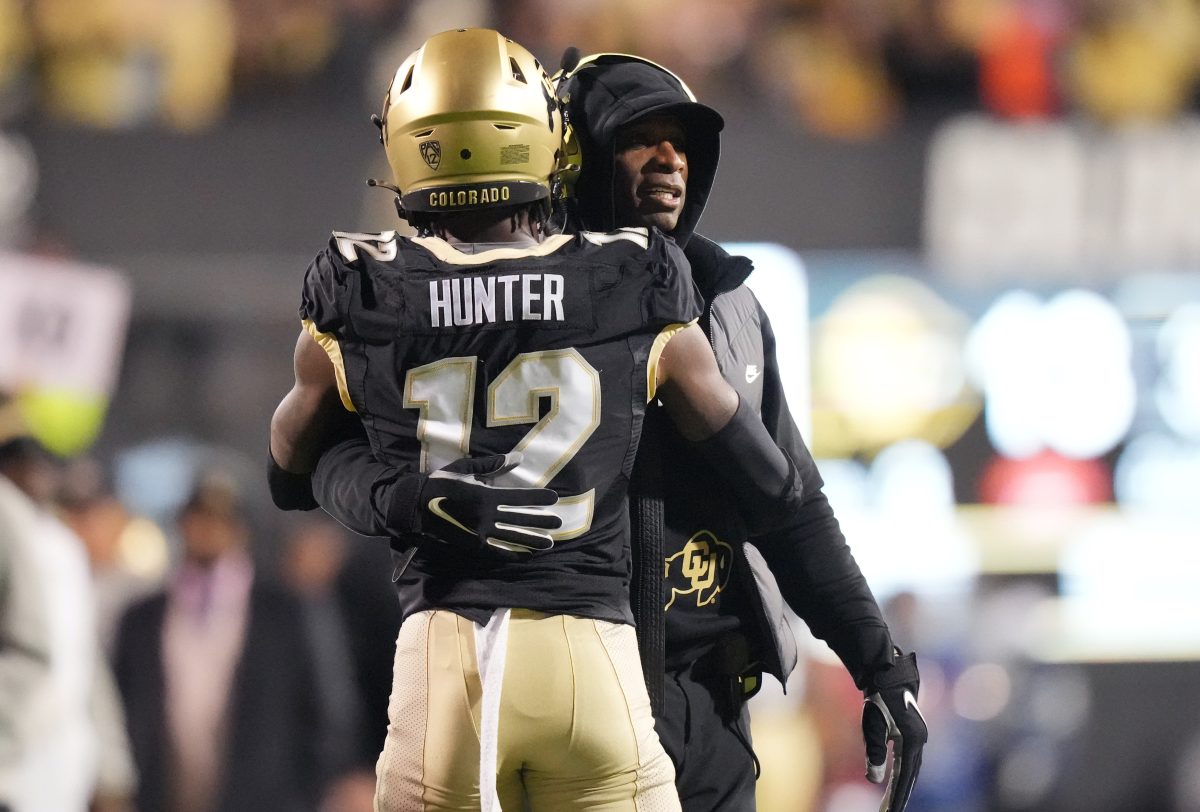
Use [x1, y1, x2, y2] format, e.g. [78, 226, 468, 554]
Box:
[0, 429, 136, 812]
[269, 28, 807, 812]
[280, 515, 374, 811]
[59, 456, 159, 655]
[113, 473, 330, 812]
[302, 51, 929, 811]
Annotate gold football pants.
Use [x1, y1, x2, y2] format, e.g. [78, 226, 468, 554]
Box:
[374, 609, 680, 812]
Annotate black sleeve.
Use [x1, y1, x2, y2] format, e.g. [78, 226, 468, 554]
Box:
[300, 245, 352, 331]
[309, 429, 425, 539]
[751, 304, 895, 689]
[652, 230, 705, 326]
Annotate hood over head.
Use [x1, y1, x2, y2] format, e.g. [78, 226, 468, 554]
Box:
[559, 54, 723, 247]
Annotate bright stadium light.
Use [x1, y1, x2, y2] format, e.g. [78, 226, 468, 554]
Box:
[966, 289, 1136, 459]
[1154, 301, 1200, 440]
[1114, 432, 1200, 514]
[808, 274, 979, 457]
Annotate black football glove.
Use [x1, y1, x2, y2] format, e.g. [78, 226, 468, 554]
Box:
[862, 649, 928, 812]
[415, 453, 561, 554]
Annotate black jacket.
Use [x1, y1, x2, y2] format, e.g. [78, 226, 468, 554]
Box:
[113, 579, 325, 812]
[660, 233, 894, 688]
[560, 57, 894, 690]
[562, 53, 722, 248]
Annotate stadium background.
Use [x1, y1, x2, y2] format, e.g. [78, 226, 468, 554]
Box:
[3, 0, 1200, 809]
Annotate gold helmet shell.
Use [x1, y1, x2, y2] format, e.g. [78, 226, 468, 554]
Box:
[379, 28, 565, 215]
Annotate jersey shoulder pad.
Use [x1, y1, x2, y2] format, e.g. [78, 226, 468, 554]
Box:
[301, 230, 399, 332]
[300, 242, 348, 333]
[643, 230, 703, 328]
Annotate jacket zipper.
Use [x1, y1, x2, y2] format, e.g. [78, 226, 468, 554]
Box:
[704, 290, 727, 352]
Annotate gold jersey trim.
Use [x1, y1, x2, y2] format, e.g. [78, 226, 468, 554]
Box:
[410, 234, 574, 266]
[302, 318, 356, 413]
[646, 320, 697, 403]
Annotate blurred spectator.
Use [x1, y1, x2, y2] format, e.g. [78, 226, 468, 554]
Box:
[882, 0, 981, 121]
[31, 0, 237, 129]
[59, 456, 159, 653]
[1064, 0, 1200, 123]
[227, 0, 339, 94]
[331, 537, 401, 773]
[977, 0, 1067, 119]
[280, 515, 371, 811]
[755, 7, 900, 139]
[0, 0, 32, 120]
[113, 471, 329, 812]
[0, 425, 136, 812]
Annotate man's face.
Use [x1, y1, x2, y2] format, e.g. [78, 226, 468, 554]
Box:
[180, 508, 245, 566]
[612, 114, 689, 233]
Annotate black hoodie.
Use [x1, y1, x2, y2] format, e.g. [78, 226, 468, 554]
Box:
[561, 57, 895, 704]
[562, 55, 723, 249]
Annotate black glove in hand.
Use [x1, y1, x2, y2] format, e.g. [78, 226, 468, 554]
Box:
[862, 649, 928, 812]
[417, 453, 561, 554]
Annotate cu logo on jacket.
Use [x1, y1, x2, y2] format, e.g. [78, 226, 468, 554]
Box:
[664, 530, 733, 609]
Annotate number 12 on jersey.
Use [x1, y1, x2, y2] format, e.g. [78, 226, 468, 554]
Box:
[404, 348, 600, 541]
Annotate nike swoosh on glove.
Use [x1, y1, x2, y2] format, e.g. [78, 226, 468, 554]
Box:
[862, 649, 929, 812]
[417, 452, 562, 554]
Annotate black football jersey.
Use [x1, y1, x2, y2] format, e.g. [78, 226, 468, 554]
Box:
[300, 228, 702, 625]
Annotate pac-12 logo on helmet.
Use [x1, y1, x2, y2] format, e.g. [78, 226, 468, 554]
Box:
[419, 140, 442, 170]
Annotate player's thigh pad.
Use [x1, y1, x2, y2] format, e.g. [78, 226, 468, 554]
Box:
[375, 610, 483, 812]
[499, 611, 679, 812]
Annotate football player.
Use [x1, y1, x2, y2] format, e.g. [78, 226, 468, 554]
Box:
[269, 29, 809, 812]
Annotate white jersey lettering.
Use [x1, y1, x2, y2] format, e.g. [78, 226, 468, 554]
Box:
[428, 273, 567, 327]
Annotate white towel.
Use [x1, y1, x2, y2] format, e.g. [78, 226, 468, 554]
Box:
[474, 608, 511, 812]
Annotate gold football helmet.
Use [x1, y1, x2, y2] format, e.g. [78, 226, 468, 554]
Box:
[376, 28, 566, 216]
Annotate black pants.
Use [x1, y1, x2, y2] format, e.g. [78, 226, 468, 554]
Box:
[655, 667, 757, 812]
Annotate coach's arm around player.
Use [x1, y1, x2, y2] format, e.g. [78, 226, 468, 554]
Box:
[269, 323, 564, 557]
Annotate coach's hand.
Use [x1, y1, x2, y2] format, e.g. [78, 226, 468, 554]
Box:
[862, 649, 928, 812]
[416, 453, 561, 554]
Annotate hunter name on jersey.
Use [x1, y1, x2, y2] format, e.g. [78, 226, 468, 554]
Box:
[429, 272, 565, 327]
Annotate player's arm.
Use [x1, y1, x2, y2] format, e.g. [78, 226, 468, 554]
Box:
[269, 330, 560, 553]
[270, 328, 346, 475]
[654, 322, 802, 533]
[311, 439, 561, 555]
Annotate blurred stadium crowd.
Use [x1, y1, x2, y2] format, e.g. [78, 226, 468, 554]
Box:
[1, 0, 1199, 135]
[2, 2, 1200, 812]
